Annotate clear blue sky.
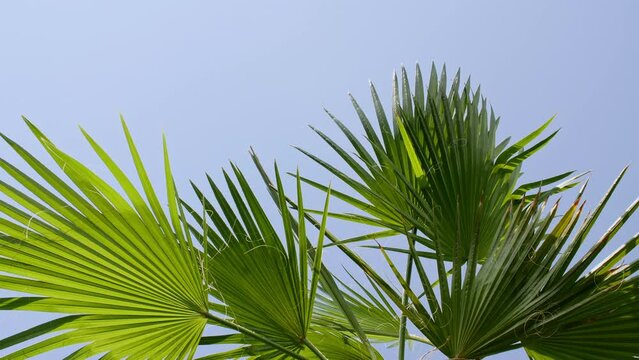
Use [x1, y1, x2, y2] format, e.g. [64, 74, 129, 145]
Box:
[0, 1, 638, 359]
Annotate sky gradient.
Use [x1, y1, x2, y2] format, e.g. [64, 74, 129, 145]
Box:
[0, 1, 638, 359]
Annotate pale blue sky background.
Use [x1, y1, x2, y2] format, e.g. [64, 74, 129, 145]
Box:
[0, 1, 638, 359]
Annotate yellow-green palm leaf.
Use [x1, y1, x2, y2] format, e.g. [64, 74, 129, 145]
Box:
[0, 118, 208, 359]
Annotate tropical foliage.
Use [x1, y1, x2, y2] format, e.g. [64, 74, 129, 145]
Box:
[0, 64, 637, 359]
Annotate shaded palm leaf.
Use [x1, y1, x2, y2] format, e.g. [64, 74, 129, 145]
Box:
[313, 270, 432, 349]
[197, 329, 377, 360]
[523, 277, 639, 360]
[313, 272, 399, 343]
[0, 118, 208, 359]
[248, 151, 435, 357]
[184, 163, 379, 359]
[373, 170, 639, 359]
[299, 63, 581, 260]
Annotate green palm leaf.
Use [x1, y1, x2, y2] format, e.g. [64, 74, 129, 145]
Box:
[248, 151, 436, 358]
[0, 63, 634, 360]
[184, 162, 379, 359]
[363, 170, 639, 359]
[299, 63, 581, 260]
[0, 118, 208, 359]
[313, 271, 432, 347]
[314, 272, 397, 341]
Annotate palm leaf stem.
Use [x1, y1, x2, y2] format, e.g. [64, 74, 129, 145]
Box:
[201, 311, 306, 360]
[302, 337, 329, 360]
[407, 334, 432, 344]
[398, 227, 417, 360]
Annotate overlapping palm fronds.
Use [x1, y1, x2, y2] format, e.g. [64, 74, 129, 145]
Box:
[299, 64, 582, 260]
[292, 64, 639, 359]
[312, 273, 401, 344]
[182, 163, 381, 359]
[249, 152, 432, 351]
[0, 118, 209, 359]
[270, 162, 639, 359]
[0, 62, 635, 360]
[371, 170, 639, 359]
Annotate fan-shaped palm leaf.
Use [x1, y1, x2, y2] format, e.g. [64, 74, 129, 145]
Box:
[371, 170, 639, 359]
[299, 63, 582, 261]
[0, 63, 634, 360]
[0, 118, 209, 359]
[183, 163, 380, 359]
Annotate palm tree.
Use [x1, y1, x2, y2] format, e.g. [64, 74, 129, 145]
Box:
[0, 64, 637, 359]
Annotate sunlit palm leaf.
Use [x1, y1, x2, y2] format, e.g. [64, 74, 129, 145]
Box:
[0, 62, 634, 360]
[0, 118, 208, 359]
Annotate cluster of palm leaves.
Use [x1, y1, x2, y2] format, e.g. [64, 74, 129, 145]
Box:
[0, 64, 637, 359]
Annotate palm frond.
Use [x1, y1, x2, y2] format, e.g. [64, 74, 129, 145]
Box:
[369, 170, 639, 359]
[0, 63, 634, 360]
[184, 162, 380, 359]
[248, 150, 437, 356]
[0, 118, 208, 359]
[299, 63, 581, 260]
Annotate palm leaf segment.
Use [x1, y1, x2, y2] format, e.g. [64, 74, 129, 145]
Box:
[300, 63, 581, 260]
[0, 118, 208, 359]
[183, 164, 381, 359]
[313, 273, 400, 344]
